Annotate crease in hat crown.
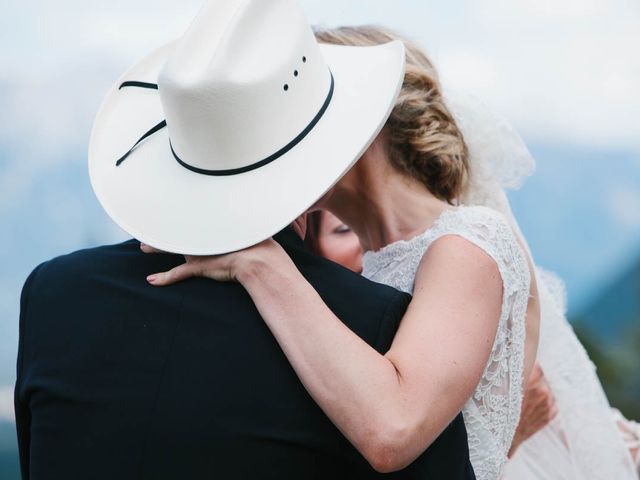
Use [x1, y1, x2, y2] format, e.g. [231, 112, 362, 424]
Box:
[156, 0, 333, 173]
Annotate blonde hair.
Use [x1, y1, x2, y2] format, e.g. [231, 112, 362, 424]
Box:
[314, 25, 469, 202]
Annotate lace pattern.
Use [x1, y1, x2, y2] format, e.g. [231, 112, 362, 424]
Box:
[362, 205, 530, 480]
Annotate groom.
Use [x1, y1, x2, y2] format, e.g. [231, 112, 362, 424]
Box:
[15, 217, 475, 479]
[15, 0, 476, 477]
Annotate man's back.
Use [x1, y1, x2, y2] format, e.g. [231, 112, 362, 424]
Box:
[15, 228, 474, 479]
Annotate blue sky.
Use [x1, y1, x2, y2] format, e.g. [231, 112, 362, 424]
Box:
[0, 0, 639, 420]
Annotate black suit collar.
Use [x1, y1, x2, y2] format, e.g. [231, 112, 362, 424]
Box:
[273, 226, 305, 250]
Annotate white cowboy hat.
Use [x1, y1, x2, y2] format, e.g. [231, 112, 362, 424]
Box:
[89, 0, 406, 255]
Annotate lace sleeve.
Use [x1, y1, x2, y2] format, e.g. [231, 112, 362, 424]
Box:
[430, 206, 531, 480]
[362, 205, 532, 480]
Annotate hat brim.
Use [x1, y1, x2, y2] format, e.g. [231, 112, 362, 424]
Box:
[89, 40, 405, 255]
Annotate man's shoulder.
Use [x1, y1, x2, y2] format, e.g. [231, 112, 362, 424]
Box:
[23, 239, 144, 293]
[49, 238, 140, 266]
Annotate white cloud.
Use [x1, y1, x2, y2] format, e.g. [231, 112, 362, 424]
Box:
[1, 0, 639, 161]
[437, 50, 500, 93]
[0, 73, 105, 212]
[431, 0, 640, 150]
[477, 0, 606, 21]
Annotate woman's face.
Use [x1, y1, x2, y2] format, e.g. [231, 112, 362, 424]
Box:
[316, 211, 363, 273]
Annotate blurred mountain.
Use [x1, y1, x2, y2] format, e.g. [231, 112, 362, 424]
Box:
[574, 319, 640, 420]
[578, 252, 640, 342]
[507, 143, 640, 315]
[571, 250, 640, 419]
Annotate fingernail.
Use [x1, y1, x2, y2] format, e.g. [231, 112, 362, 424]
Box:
[147, 275, 157, 283]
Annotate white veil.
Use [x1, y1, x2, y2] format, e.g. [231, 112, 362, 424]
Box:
[443, 91, 638, 479]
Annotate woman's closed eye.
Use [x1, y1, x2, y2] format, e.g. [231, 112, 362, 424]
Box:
[333, 224, 352, 235]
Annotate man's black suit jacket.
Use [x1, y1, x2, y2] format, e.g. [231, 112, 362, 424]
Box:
[15, 227, 475, 479]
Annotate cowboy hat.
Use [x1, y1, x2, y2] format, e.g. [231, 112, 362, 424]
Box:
[89, 0, 406, 254]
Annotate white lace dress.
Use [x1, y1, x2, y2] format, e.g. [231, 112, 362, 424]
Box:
[362, 204, 530, 480]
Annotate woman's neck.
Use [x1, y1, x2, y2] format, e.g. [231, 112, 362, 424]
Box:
[326, 159, 454, 253]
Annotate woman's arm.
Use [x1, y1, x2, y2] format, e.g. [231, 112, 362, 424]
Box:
[146, 235, 502, 472]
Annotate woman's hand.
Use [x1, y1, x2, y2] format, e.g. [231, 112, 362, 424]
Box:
[508, 363, 558, 458]
[141, 238, 287, 286]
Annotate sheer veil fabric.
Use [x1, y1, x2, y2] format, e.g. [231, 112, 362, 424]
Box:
[446, 91, 639, 479]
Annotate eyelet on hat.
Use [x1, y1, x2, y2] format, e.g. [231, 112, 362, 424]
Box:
[283, 84, 289, 91]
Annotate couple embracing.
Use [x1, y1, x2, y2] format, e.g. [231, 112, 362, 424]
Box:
[15, 1, 639, 479]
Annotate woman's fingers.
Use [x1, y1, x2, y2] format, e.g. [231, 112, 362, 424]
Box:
[515, 364, 557, 442]
[143, 238, 281, 286]
[530, 394, 552, 419]
[528, 363, 544, 383]
[140, 243, 168, 254]
[510, 364, 556, 457]
[146, 256, 236, 286]
[147, 262, 200, 286]
[529, 401, 558, 432]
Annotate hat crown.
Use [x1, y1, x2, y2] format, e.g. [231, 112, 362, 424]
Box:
[157, 0, 332, 172]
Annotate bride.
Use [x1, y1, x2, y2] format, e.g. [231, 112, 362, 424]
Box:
[144, 25, 540, 479]
[440, 53, 640, 480]
[299, 26, 640, 480]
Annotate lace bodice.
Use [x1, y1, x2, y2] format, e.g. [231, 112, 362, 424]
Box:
[362, 205, 530, 480]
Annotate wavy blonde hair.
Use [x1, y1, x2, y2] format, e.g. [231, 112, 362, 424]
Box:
[314, 25, 469, 202]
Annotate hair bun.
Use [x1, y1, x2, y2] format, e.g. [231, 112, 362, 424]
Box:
[315, 25, 469, 202]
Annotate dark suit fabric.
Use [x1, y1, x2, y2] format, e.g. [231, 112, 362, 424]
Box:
[15, 228, 475, 479]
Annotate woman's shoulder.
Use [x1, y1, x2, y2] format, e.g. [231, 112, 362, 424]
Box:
[362, 204, 521, 292]
[427, 205, 529, 287]
[431, 204, 518, 253]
